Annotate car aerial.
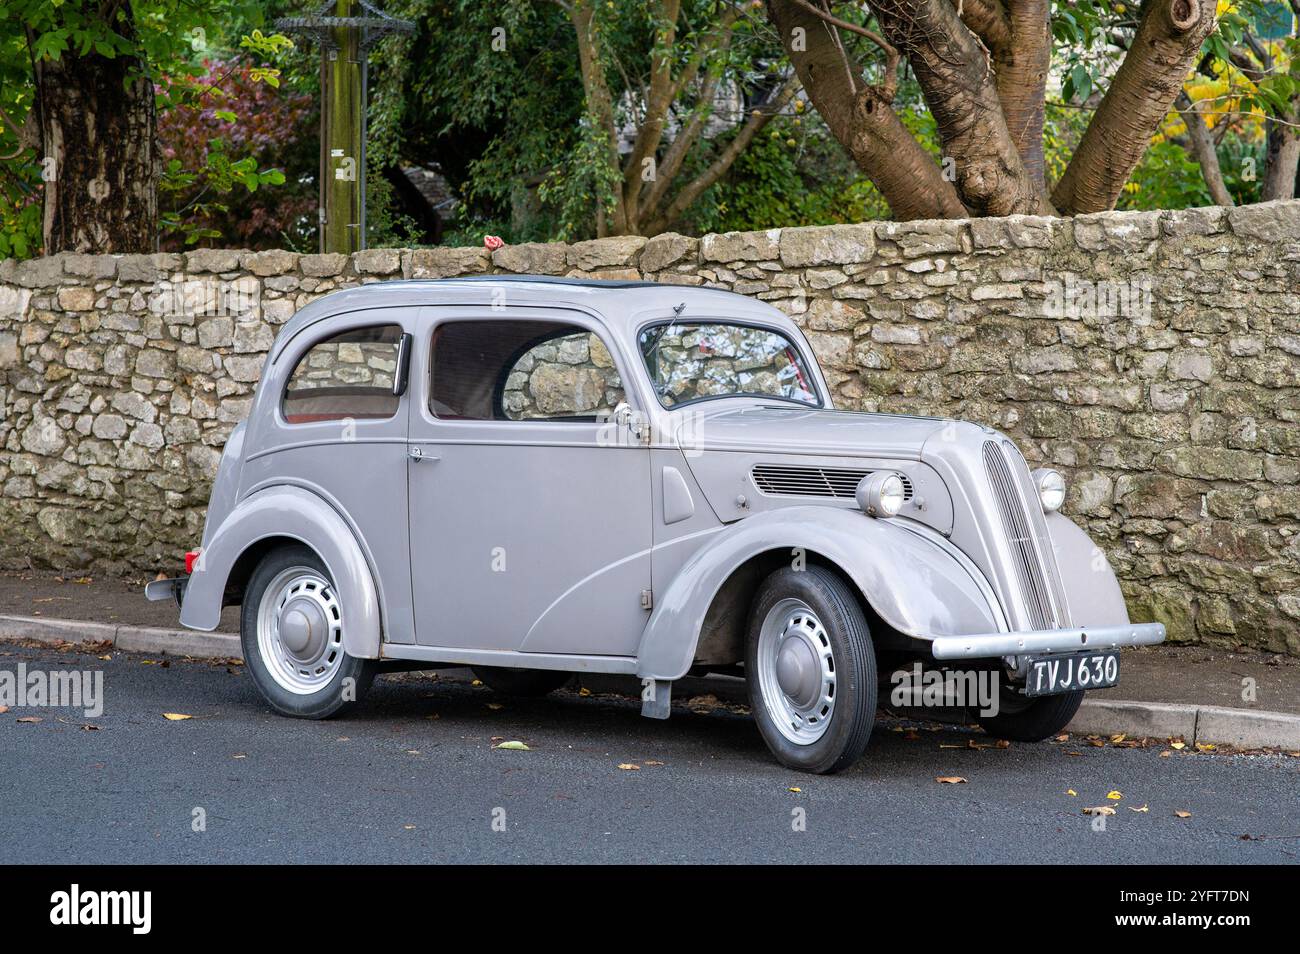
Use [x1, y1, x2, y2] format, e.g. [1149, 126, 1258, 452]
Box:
[147, 276, 1165, 773]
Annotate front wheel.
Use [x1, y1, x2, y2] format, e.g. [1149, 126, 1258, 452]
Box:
[976, 688, 1084, 742]
[240, 545, 376, 719]
[745, 565, 877, 774]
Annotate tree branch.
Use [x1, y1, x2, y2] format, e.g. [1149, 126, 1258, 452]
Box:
[622, 0, 683, 227]
[1175, 90, 1233, 206]
[956, 0, 1011, 53]
[1053, 0, 1218, 215]
[993, 0, 1051, 186]
[568, 0, 627, 234]
[767, 0, 965, 220]
[870, 0, 1053, 215]
[645, 76, 800, 235]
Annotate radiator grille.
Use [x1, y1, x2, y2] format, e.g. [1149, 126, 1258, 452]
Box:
[751, 464, 913, 501]
[983, 441, 1057, 630]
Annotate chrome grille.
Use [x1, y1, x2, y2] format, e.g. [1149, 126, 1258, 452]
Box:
[751, 464, 913, 501]
[983, 441, 1057, 630]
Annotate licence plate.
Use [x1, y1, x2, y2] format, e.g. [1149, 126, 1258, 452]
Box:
[1023, 651, 1119, 697]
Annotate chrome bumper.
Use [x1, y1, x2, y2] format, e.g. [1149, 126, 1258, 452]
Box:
[929, 622, 1166, 660]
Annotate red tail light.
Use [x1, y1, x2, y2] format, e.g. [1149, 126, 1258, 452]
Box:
[185, 550, 201, 574]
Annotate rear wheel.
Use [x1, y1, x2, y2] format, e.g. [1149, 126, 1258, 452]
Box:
[471, 666, 571, 697]
[745, 565, 876, 774]
[976, 688, 1084, 742]
[240, 545, 376, 719]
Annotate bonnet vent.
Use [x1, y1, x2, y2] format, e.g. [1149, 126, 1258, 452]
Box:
[751, 464, 913, 501]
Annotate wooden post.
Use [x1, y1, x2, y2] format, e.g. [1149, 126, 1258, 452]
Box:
[320, 0, 364, 254]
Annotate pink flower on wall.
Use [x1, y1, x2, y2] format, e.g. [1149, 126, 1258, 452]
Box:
[484, 235, 505, 251]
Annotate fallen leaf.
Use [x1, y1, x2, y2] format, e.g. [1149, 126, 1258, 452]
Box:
[578, 687, 592, 697]
[939, 743, 965, 749]
[494, 740, 530, 750]
[336, 736, 350, 742]
[1066, 789, 1077, 797]
[935, 776, 967, 784]
[1053, 733, 1069, 742]
[995, 739, 1011, 749]
[232, 754, 247, 759]
[403, 825, 416, 830]
[470, 679, 484, 687]
[1170, 741, 1186, 750]
[967, 740, 992, 750]
[788, 787, 802, 793]
[1107, 790, 1122, 801]
[1174, 810, 1192, 819]
[618, 763, 640, 771]
[645, 760, 664, 766]
[405, 749, 421, 755]
[486, 703, 504, 711]
[1159, 750, 1172, 758]
[17, 716, 41, 724]
[80, 723, 100, 731]
[1195, 743, 1216, 752]
[1082, 806, 1115, 816]
[1129, 805, 1149, 813]
[1110, 734, 1126, 743]
[98, 654, 112, 661]
[162, 713, 192, 721]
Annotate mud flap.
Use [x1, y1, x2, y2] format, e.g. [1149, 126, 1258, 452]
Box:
[640, 678, 672, 719]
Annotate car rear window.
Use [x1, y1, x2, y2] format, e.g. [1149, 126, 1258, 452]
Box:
[282, 324, 402, 424]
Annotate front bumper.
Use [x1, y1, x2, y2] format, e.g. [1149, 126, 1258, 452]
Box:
[929, 622, 1165, 661]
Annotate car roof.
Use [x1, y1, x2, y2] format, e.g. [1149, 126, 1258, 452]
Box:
[270, 275, 799, 361]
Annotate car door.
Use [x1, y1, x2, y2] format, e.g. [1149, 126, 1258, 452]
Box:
[240, 311, 418, 644]
[407, 309, 653, 658]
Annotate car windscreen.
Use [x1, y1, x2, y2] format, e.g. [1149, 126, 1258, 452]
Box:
[638, 321, 821, 409]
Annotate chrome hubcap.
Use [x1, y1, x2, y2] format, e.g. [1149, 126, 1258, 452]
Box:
[256, 567, 344, 694]
[757, 598, 836, 745]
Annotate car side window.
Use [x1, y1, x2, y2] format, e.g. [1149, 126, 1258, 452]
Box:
[429, 320, 624, 422]
[282, 324, 402, 424]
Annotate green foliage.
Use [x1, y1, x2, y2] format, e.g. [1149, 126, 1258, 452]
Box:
[1116, 139, 1213, 211]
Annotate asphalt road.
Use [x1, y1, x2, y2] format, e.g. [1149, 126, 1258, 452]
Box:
[1, 642, 1296, 864]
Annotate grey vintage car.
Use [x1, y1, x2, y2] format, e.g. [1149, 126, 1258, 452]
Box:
[148, 276, 1164, 773]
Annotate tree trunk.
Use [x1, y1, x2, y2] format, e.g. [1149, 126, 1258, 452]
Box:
[1262, 116, 1300, 202]
[995, 1, 1051, 187]
[767, 0, 966, 221]
[1052, 0, 1216, 215]
[32, 39, 159, 254]
[1176, 92, 1233, 206]
[870, 0, 1052, 216]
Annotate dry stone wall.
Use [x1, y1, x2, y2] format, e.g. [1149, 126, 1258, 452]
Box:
[2, 201, 1299, 653]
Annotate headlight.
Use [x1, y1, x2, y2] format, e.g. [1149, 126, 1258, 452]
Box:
[1032, 468, 1066, 513]
[856, 472, 906, 518]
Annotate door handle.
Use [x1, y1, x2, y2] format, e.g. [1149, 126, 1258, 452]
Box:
[408, 446, 438, 463]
